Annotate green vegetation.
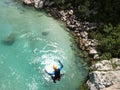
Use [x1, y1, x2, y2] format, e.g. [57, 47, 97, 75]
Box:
[50, 0, 120, 60]
[50, 0, 120, 23]
[89, 24, 120, 59]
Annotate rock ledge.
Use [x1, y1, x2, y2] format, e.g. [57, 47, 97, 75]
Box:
[87, 58, 120, 90]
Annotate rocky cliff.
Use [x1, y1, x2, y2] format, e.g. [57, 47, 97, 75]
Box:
[87, 58, 120, 90]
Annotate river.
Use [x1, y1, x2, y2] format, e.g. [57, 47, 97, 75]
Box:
[0, 0, 88, 90]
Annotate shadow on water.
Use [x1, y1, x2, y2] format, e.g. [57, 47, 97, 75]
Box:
[2, 33, 16, 46]
[41, 31, 50, 36]
[4, 1, 13, 5]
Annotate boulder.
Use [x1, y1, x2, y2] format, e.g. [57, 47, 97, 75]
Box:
[23, 0, 45, 8]
[87, 71, 120, 90]
[80, 31, 88, 38]
[87, 59, 120, 90]
[87, 71, 113, 90]
[23, 0, 34, 5]
[88, 47, 97, 54]
[34, 0, 44, 8]
[93, 54, 100, 60]
[68, 10, 73, 15]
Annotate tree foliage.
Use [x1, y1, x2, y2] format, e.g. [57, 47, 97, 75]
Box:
[96, 24, 120, 59]
[50, 0, 120, 24]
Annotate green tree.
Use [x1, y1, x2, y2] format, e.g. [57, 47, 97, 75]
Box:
[97, 24, 120, 59]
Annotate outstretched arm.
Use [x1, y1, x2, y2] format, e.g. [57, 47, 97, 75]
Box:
[58, 60, 63, 70]
[45, 69, 55, 76]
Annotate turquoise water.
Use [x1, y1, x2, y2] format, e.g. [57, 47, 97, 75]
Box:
[0, 0, 88, 90]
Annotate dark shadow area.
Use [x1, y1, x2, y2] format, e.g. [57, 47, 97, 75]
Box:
[42, 31, 49, 36]
[2, 33, 15, 46]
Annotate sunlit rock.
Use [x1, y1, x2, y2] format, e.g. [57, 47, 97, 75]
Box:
[88, 47, 97, 54]
[87, 71, 113, 90]
[23, 0, 45, 8]
[87, 59, 120, 90]
[23, 0, 34, 5]
[92, 60, 113, 71]
[34, 0, 44, 8]
[68, 10, 73, 15]
[93, 54, 100, 60]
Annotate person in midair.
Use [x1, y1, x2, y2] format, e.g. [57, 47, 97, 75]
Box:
[45, 60, 64, 83]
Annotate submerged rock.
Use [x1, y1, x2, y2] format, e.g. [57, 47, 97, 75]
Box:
[41, 31, 49, 36]
[2, 33, 15, 45]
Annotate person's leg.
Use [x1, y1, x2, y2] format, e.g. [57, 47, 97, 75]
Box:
[53, 79, 56, 83]
[51, 76, 56, 83]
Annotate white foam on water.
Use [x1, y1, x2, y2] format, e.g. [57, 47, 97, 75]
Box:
[30, 57, 41, 65]
[0, 54, 5, 64]
[27, 78, 38, 90]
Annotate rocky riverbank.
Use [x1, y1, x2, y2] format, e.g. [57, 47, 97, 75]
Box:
[23, 0, 120, 90]
[23, 0, 99, 60]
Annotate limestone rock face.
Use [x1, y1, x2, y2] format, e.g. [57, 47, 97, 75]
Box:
[87, 58, 120, 90]
[102, 83, 120, 90]
[92, 60, 113, 71]
[23, 0, 45, 8]
[23, 0, 34, 5]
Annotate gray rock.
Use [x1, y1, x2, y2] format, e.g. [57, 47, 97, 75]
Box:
[24, 0, 45, 8]
[80, 31, 88, 38]
[34, 0, 44, 8]
[111, 58, 120, 70]
[68, 10, 73, 15]
[93, 54, 100, 60]
[92, 60, 113, 71]
[87, 71, 113, 90]
[112, 58, 120, 66]
[87, 59, 120, 90]
[102, 83, 120, 90]
[61, 16, 67, 21]
[23, 0, 34, 5]
[88, 47, 97, 54]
